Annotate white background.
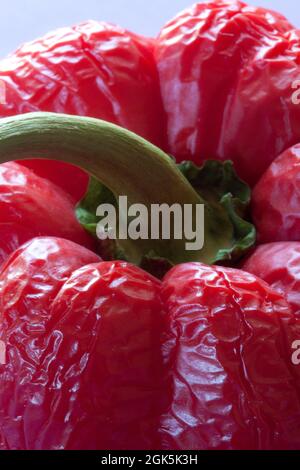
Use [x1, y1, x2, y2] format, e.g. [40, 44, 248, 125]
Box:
[0, 0, 299, 57]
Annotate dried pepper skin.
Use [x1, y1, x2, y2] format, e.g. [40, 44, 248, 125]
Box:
[155, 1, 300, 186]
[0, 21, 165, 199]
[1, 1, 300, 452]
[0, 162, 94, 260]
[252, 145, 300, 243]
[0, 238, 163, 450]
[160, 263, 300, 450]
[0, 237, 100, 450]
[243, 242, 300, 316]
[1, 244, 300, 449]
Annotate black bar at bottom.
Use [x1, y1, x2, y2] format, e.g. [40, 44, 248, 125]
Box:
[0, 450, 298, 466]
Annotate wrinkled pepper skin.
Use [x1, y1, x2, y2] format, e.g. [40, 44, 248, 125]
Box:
[0, 237, 164, 450]
[243, 242, 300, 316]
[155, 1, 300, 186]
[0, 162, 94, 263]
[0, 243, 300, 450]
[252, 145, 300, 243]
[0, 21, 165, 200]
[160, 263, 300, 450]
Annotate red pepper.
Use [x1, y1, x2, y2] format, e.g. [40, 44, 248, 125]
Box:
[252, 145, 300, 243]
[0, 239, 299, 449]
[0, 0, 299, 452]
[243, 242, 300, 316]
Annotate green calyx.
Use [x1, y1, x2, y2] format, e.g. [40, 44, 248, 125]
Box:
[0, 112, 255, 270]
[177, 160, 255, 262]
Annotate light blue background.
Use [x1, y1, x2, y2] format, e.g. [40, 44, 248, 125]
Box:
[0, 0, 299, 57]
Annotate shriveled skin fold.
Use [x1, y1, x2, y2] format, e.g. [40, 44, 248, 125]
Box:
[155, 0, 300, 186]
[0, 237, 164, 450]
[243, 242, 300, 316]
[252, 145, 300, 243]
[0, 223, 36, 266]
[0, 162, 94, 260]
[0, 21, 165, 199]
[160, 263, 300, 450]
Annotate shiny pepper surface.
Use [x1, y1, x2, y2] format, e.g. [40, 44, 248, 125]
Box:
[3, 2, 300, 189]
[0, 243, 300, 450]
[252, 145, 300, 243]
[0, 162, 94, 264]
[160, 263, 300, 450]
[0, 237, 163, 450]
[155, 1, 300, 185]
[243, 242, 300, 316]
[0, 21, 166, 200]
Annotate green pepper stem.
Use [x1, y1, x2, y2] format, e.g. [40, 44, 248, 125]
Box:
[0, 112, 220, 264]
